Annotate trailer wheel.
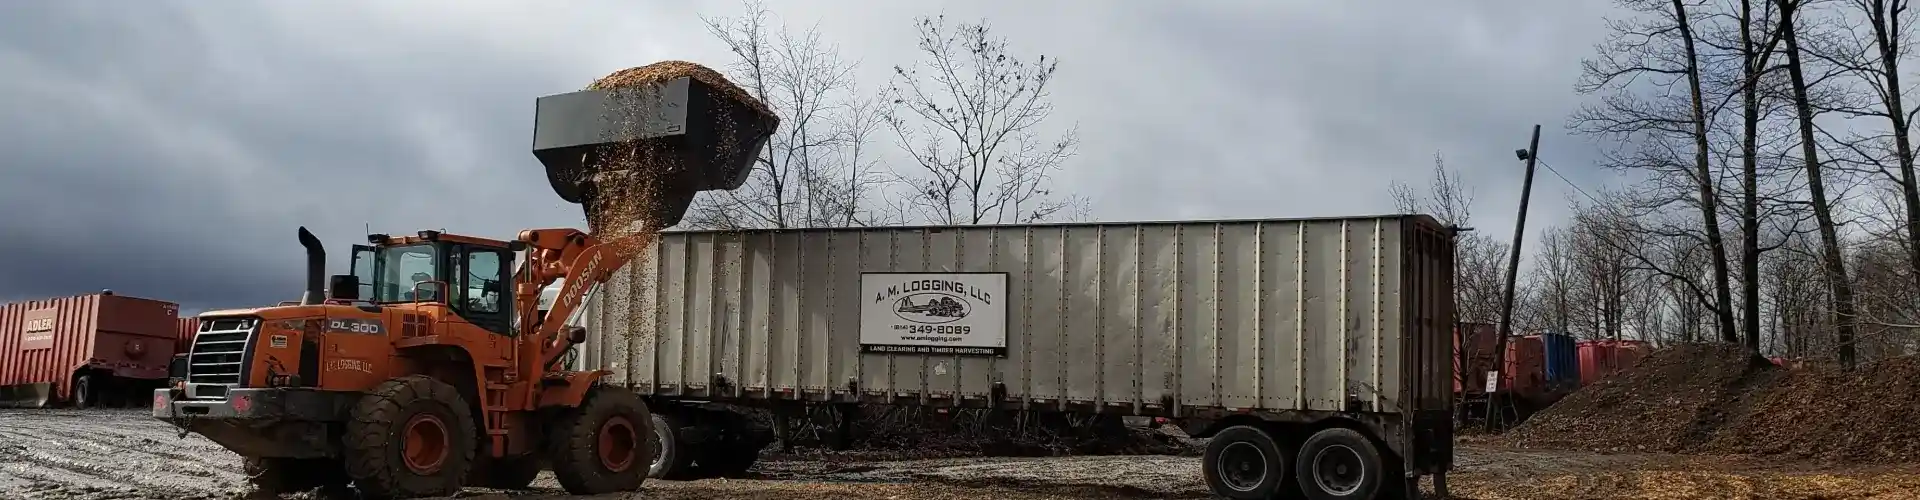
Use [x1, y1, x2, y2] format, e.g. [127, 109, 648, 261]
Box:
[694, 411, 763, 478]
[1295, 427, 1384, 500]
[344, 375, 477, 499]
[549, 386, 651, 494]
[1202, 425, 1291, 499]
[71, 374, 96, 409]
[648, 412, 696, 479]
[469, 455, 541, 490]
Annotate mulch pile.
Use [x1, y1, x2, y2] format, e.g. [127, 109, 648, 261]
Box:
[1506, 342, 1920, 465]
[1701, 356, 1920, 463]
[1500, 343, 1782, 453]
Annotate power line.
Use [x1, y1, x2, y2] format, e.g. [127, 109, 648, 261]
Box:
[1537, 159, 1605, 206]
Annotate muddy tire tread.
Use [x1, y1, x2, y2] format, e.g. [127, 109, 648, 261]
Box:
[343, 375, 476, 500]
[548, 386, 651, 494]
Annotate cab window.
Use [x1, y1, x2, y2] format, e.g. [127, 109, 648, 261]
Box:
[463, 251, 503, 314]
[375, 244, 440, 302]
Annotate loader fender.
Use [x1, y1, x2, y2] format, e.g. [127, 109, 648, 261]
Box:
[537, 370, 612, 408]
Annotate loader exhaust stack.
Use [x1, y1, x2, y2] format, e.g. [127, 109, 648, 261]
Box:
[297, 226, 325, 306]
[531, 73, 778, 229]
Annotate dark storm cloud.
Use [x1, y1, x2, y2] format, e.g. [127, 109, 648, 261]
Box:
[0, 2, 590, 311]
[0, 0, 1639, 311]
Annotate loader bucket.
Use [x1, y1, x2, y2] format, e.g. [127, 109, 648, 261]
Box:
[532, 76, 778, 228]
[0, 383, 52, 408]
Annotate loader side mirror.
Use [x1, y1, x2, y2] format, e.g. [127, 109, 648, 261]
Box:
[328, 275, 360, 301]
[565, 326, 587, 345]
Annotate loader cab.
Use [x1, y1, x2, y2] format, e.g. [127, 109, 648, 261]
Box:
[342, 231, 517, 335]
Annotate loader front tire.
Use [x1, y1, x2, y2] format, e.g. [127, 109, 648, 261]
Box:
[549, 386, 651, 494]
[344, 375, 477, 500]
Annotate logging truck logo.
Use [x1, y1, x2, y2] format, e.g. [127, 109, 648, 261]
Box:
[893, 293, 971, 324]
[874, 278, 991, 325]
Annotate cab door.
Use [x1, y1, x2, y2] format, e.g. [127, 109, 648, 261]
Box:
[453, 245, 513, 335]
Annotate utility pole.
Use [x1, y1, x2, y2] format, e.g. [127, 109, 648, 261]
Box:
[1486, 124, 1541, 433]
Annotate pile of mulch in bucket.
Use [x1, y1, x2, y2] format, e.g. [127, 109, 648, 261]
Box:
[1499, 343, 1783, 453]
[1702, 356, 1920, 463]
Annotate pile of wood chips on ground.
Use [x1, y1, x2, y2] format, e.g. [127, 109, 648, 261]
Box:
[1701, 355, 1920, 463]
[1506, 341, 1920, 465]
[1500, 343, 1782, 453]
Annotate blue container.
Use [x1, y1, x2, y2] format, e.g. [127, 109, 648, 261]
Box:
[1540, 332, 1580, 390]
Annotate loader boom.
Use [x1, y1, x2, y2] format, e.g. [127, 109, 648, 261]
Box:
[511, 228, 651, 383]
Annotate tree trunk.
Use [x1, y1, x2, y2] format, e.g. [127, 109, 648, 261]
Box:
[1869, 0, 1920, 305]
[1675, 0, 1741, 344]
[1780, 0, 1861, 368]
[1740, 0, 1767, 355]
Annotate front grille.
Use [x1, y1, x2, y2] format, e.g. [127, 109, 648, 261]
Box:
[186, 317, 258, 386]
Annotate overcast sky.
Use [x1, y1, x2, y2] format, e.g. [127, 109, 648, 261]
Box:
[0, 0, 1629, 313]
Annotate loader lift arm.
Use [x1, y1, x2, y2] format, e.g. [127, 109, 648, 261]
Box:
[512, 227, 650, 376]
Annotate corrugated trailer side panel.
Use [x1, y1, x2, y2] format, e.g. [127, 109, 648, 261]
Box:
[593, 216, 1453, 417]
[176, 317, 200, 359]
[0, 294, 181, 402]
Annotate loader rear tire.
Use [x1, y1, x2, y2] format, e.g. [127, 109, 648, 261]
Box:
[344, 375, 477, 500]
[549, 386, 651, 494]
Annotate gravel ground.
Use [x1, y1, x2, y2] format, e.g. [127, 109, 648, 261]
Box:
[5, 409, 1920, 499]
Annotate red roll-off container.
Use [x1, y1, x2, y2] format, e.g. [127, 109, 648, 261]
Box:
[1577, 339, 1653, 386]
[0, 292, 181, 407]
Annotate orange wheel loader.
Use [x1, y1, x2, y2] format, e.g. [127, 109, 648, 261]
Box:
[153, 75, 777, 499]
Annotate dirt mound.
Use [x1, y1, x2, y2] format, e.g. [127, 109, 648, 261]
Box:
[1703, 356, 1920, 463]
[1501, 343, 1781, 453]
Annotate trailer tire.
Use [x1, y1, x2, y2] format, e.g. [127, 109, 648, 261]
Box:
[1203, 425, 1292, 499]
[469, 455, 541, 490]
[648, 412, 697, 479]
[1295, 427, 1384, 500]
[549, 386, 651, 494]
[344, 375, 477, 500]
[71, 374, 95, 409]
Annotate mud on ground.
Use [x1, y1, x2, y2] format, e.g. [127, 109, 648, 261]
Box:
[6, 409, 1920, 499]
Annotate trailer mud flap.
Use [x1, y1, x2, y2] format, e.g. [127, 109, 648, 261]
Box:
[1410, 409, 1454, 473]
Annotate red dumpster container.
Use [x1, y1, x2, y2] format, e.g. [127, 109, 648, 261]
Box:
[0, 292, 181, 407]
[1503, 335, 1547, 399]
[1454, 323, 1500, 394]
[1578, 339, 1652, 386]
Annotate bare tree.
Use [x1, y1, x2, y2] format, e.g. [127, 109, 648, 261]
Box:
[1572, 0, 1741, 344]
[1777, 0, 1863, 367]
[886, 15, 1084, 225]
[1390, 155, 1510, 324]
[689, 1, 890, 229]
